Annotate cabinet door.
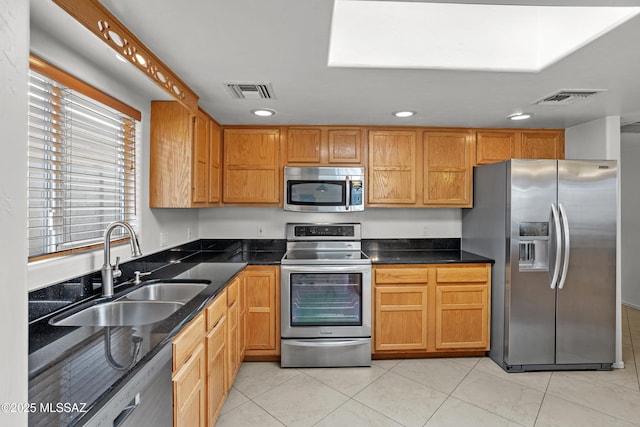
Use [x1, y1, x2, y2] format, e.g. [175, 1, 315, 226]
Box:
[206, 306, 227, 425]
[149, 101, 194, 208]
[226, 278, 240, 389]
[423, 130, 473, 207]
[476, 131, 515, 165]
[286, 128, 321, 163]
[208, 119, 222, 204]
[192, 109, 210, 204]
[173, 343, 206, 427]
[435, 285, 489, 349]
[223, 129, 280, 204]
[373, 266, 430, 352]
[245, 266, 280, 355]
[375, 286, 429, 351]
[368, 130, 417, 205]
[328, 128, 362, 164]
[434, 265, 490, 350]
[516, 131, 564, 159]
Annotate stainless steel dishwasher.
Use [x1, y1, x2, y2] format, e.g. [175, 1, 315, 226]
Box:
[83, 344, 172, 427]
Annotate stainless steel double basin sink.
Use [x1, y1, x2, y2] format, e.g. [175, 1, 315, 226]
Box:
[50, 282, 209, 327]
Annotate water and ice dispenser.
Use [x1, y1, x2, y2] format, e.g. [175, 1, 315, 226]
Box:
[518, 222, 549, 271]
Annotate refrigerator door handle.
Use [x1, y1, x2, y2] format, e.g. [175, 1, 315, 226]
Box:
[550, 203, 563, 289]
[558, 203, 571, 290]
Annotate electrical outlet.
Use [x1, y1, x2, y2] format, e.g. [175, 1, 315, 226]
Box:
[160, 232, 169, 247]
[422, 225, 430, 236]
[187, 226, 193, 240]
[256, 225, 264, 237]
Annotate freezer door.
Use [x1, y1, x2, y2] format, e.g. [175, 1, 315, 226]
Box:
[556, 160, 616, 364]
[506, 160, 558, 366]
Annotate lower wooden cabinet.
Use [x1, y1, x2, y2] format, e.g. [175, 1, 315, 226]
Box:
[373, 264, 491, 355]
[173, 289, 231, 427]
[244, 266, 280, 357]
[434, 266, 491, 350]
[206, 290, 227, 425]
[226, 277, 240, 388]
[172, 313, 207, 427]
[374, 267, 429, 352]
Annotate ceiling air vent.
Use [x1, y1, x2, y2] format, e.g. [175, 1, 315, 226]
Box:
[533, 89, 605, 106]
[225, 83, 275, 99]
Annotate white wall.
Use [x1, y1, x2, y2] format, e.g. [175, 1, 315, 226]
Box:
[565, 116, 623, 368]
[199, 207, 461, 239]
[621, 132, 640, 309]
[27, 27, 199, 291]
[565, 116, 621, 159]
[0, 1, 29, 425]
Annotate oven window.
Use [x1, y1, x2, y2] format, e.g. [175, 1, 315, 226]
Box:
[290, 273, 362, 326]
[287, 180, 346, 206]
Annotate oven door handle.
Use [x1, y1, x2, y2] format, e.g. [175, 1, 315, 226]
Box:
[284, 339, 368, 348]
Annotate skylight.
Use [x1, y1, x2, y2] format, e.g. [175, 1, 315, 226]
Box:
[328, 1, 640, 72]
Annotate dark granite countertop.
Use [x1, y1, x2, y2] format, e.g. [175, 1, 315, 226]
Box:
[362, 238, 494, 265]
[367, 249, 493, 264]
[27, 237, 492, 425]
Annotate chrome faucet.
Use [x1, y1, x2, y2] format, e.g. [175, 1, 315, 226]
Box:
[101, 221, 143, 297]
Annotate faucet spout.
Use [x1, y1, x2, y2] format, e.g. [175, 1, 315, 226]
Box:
[101, 221, 143, 297]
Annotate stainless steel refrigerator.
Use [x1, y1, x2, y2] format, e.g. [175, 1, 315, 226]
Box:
[462, 159, 617, 372]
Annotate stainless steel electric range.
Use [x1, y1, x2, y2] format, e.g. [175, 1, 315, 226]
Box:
[280, 223, 372, 368]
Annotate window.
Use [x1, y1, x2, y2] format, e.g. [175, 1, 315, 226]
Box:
[27, 56, 141, 260]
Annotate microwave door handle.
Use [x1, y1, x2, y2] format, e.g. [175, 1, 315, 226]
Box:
[345, 177, 351, 210]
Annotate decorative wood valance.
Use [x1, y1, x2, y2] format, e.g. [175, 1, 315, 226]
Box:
[53, 0, 199, 112]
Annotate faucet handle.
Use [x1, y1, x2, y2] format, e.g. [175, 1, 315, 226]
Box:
[112, 256, 122, 279]
[133, 271, 151, 285]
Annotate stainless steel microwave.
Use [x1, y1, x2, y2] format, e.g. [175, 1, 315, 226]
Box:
[283, 166, 365, 212]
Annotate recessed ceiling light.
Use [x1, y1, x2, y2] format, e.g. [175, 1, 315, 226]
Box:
[251, 109, 276, 117]
[393, 111, 416, 118]
[507, 112, 534, 121]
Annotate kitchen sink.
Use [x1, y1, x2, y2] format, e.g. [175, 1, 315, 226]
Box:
[49, 300, 184, 327]
[121, 282, 209, 303]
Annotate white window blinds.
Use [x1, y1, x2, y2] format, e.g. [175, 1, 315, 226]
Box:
[28, 69, 138, 259]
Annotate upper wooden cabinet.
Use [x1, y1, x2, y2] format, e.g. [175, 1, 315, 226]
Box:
[208, 120, 222, 204]
[368, 129, 473, 207]
[476, 129, 564, 165]
[368, 130, 418, 205]
[423, 130, 473, 207]
[517, 131, 564, 160]
[223, 129, 281, 205]
[476, 130, 516, 165]
[285, 127, 364, 165]
[150, 102, 221, 208]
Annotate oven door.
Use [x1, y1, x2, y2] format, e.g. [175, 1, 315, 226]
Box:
[280, 264, 371, 339]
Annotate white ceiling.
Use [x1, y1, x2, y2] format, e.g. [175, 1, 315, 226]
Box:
[30, 0, 640, 130]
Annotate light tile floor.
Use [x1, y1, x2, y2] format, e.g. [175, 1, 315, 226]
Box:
[216, 305, 640, 426]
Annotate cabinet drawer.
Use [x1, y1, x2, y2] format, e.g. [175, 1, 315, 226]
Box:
[375, 267, 429, 284]
[227, 278, 239, 306]
[173, 312, 206, 372]
[206, 290, 227, 331]
[436, 266, 488, 283]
